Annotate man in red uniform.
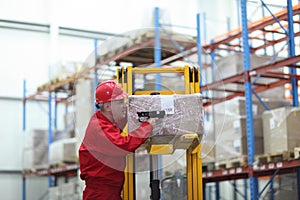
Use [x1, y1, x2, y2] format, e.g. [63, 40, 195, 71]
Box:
[79, 80, 155, 200]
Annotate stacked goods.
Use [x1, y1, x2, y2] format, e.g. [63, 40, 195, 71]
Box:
[49, 137, 78, 166]
[49, 182, 80, 200]
[262, 106, 300, 154]
[74, 79, 94, 153]
[23, 129, 59, 170]
[128, 94, 204, 146]
[214, 97, 290, 161]
[201, 120, 216, 162]
[213, 53, 285, 100]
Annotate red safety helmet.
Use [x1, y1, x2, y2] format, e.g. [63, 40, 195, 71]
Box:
[95, 80, 128, 103]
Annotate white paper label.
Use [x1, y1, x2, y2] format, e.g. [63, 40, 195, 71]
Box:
[233, 139, 241, 148]
[252, 104, 258, 116]
[268, 163, 274, 169]
[277, 162, 283, 168]
[160, 96, 174, 114]
[233, 120, 240, 129]
[269, 118, 275, 130]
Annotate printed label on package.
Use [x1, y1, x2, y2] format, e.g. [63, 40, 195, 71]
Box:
[160, 95, 174, 114]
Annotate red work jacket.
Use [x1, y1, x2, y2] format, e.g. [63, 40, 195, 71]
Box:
[79, 111, 152, 200]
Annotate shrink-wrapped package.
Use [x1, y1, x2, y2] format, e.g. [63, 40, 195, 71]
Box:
[128, 94, 203, 145]
[263, 106, 300, 153]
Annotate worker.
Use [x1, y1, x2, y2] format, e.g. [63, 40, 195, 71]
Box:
[79, 80, 156, 200]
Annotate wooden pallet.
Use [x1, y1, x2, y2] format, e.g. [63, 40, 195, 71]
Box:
[215, 157, 248, 170]
[255, 151, 295, 164]
[49, 161, 78, 169]
[22, 168, 37, 174]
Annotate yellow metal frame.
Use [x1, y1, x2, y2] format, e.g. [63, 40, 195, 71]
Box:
[117, 65, 203, 200]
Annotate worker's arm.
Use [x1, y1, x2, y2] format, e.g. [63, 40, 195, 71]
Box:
[102, 121, 153, 155]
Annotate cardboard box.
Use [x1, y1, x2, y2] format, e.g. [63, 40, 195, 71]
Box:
[211, 97, 290, 160]
[49, 138, 78, 165]
[263, 107, 300, 153]
[213, 53, 285, 99]
[214, 116, 264, 161]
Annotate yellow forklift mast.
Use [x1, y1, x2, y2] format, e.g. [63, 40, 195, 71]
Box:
[116, 65, 203, 200]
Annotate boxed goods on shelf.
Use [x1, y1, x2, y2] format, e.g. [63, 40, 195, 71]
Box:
[128, 94, 204, 144]
[213, 53, 285, 100]
[262, 106, 300, 154]
[49, 137, 78, 165]
[49, 182, 80, 200]
[23, 148, 48, 170]
[213, 97, 290, 161]
[75, 79, 94, 149]
[23, 128, 74, 170]
[23, 129, 59, 170]
[214, 116, 264, 161]
[201, 120, 216, 164]
[49, 186, 60, 200]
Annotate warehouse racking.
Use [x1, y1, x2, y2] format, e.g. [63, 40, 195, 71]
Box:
[22, 1, 300, 200]
[200, 1, 300, 200]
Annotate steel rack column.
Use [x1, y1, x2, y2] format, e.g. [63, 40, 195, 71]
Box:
[54, 93, 57, 129]
[23, 80, 26, 131]
[233, 181, 237, 200]
[154, 7, 163, 186]
[244, 179, 248, 200]
[270, 177, 274, 200]
[94, 39, 99, 111]
[197, 13, 203, 88]
[240, 0, 258, 199]
[48, 92, 53, 187]
[22, 175, 26, 200]
[297, 167, 300, 200]
[216, 182, 220, 200]
[154, 7, 161, 91]
[22, 80, 26, 200]
[208, 185, 212, 200]
[287, 0, 299, 107]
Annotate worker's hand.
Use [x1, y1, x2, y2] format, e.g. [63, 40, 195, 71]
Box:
[147, 117, 158, 127]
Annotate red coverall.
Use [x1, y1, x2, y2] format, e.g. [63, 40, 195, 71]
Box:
[79, 111, 152, 200]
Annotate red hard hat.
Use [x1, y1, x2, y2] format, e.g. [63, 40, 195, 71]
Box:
[95, 80, 128, 103]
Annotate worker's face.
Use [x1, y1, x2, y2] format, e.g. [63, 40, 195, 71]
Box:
[110, 98, 128, 121]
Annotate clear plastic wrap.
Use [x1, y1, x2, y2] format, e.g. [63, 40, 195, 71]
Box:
[212, 53, 285, 100]
[213, 97, 290, 161]
[262, 106, 300, 153]
[128, 94, 204, 138]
